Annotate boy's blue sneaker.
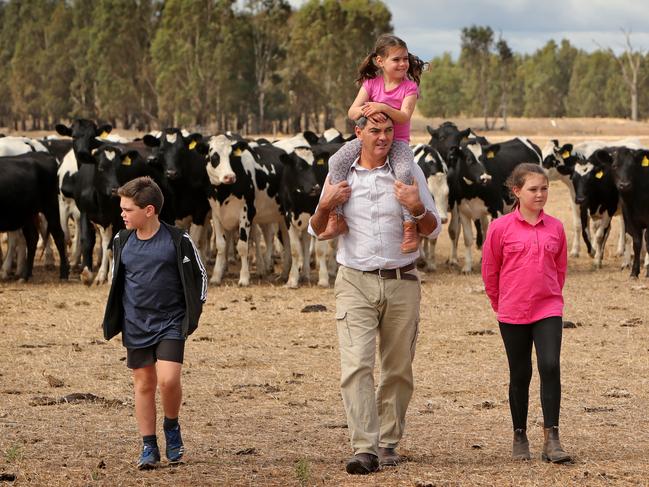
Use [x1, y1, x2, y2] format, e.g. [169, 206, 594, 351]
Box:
[164, 425, 184, 463]
[137, 443, 160, 470]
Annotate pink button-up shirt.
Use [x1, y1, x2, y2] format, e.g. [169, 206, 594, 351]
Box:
[481, 208, 567, 324]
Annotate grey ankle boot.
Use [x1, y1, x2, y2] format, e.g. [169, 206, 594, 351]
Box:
[542, 426, 572, 463]
[512, 429, 530, 460]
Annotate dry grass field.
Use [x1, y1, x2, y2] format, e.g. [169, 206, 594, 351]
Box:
[2, 120, 649, 486]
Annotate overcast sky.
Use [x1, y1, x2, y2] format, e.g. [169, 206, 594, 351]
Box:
[288, 0, 649, 60]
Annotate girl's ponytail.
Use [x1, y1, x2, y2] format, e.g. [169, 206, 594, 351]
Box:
[355, 51, 380, 85]
[408, 54, 428, 86]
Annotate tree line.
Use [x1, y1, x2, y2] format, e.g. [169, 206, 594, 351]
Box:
[419, 26, 649, 128]
[0, 2, 646, 134]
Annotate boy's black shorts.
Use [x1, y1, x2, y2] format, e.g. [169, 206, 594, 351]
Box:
[127, 339, 185, 369]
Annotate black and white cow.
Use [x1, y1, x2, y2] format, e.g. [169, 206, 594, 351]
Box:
[200, 134, 291, 286]
[542, 139, 607, 257]
[446, 144, 499, 273]
[143, 128, 210, 261]
[0, 152, 69, 281]
[413, 143, 449, 271]
[270, 134, 330, 288]
[570, 139, 642, 268]
[608, 147, 649, 277]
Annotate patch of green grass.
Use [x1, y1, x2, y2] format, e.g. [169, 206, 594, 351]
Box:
[5, 444, 22, 463]
[294, 457, 310, 486]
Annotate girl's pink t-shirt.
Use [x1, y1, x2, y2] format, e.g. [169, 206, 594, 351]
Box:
[362, 77, 419, 143]
[481, 208, 568, 325]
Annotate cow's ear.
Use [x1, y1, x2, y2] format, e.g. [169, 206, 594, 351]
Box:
[635, 150, 649, 167]
[120, 150, 140, 166]
[459, 128, 471, 142]
[96, 124, 112, 138]
[592, 149, 613, 166]
[185, 132, 203, 150]
[231, 140, 249, 157]
[483, 144, 500, 159]
[302, 131, 318, 146]
[143, 134, 161, 147]
[559, 144, 573, 158]
[279, 153, 296, 167]
[551, 139, 559, 147]
[426, 125, 435, 137]
[194, 142, 209, 155]
[56, 124, 72, 137]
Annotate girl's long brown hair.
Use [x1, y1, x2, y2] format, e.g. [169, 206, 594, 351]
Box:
[355, 34, 427, 86]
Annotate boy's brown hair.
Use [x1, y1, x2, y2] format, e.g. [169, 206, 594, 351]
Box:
[117, 176, 164, 215]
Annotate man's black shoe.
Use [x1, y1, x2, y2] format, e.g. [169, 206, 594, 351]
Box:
[345, 453, 379, 475]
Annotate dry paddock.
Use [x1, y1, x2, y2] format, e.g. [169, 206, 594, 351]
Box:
[2, 153, 649, 486]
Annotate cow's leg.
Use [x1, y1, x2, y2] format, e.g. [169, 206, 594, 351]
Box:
[299, 227, 312, 284]
[21, 218, 39, 281]
[69, 203, 81, 269]
[580, 206, 593, 257]
[93, 225, 113, 285]
[236, 227, 252, 287]
[80, 213, 95, 278]
[257, 223, 273, 277]
[631, 230, 643, 278]
[478, 214, 491, 266]
[36, 214, 55, 270]
[448, 205, 460, 267]
[615, 215, 625, 257]
[566, 184, 581, 257]
[189, 222, 207, 266]
[287, 224, 302, 288]
[1, 231, 20, 279]
[460, 212, 474, 274]
[592, 215, 611, 269]
[644, 229, 649, 278]
[277, 219, 292, 282]
[621, 233, 632, 270]
[315, 239, 330, 287]
[210, 214, 230, 286]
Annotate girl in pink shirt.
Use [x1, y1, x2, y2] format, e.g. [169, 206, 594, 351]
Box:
[481, 163, 572, 464]
[317, 34, 425, 254]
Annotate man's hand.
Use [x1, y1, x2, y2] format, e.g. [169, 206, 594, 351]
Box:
[394, 180, 425, 216]
[320, 178, 352, 212]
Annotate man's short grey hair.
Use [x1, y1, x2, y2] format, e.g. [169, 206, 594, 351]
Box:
[355, 113, 392, 129]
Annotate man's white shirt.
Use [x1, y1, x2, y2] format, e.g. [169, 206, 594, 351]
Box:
[309, 157, 442, 271]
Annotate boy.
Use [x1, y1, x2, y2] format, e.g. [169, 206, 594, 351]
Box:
[102, 176, 207, 469]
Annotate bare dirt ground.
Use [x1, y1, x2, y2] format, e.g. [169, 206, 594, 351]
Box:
[2, 120, 649, 486]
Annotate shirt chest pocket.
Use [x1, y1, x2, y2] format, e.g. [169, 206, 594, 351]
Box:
[503, 242, 525, 254]
[544, 241, 560, 255]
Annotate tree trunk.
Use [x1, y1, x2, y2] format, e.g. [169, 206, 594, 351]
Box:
[631, 89, 638, 121]
[258, 91, 265, 134]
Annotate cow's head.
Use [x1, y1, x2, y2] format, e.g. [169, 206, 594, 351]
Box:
[571, 149, 612, 205]
[204, 134, 249, 186]
[543, 140, 576, 177]
[427, 122, 471, 160]
[280, 148, 322, 198]
[56, 119, 112, 164]
[610, 147, 649, 195]
[415, 144, 449, 223]
[93, 146, 123, 198]
[448, 144, 492, 186]
[142, 128, 202, 180]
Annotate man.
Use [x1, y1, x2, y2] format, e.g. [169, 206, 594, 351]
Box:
[309, 115, 441, 474]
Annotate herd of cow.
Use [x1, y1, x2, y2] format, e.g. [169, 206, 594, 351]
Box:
[1, 118, 649, 288]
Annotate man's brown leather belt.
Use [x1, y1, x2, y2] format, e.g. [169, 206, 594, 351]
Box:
[365, 262, 417, 281]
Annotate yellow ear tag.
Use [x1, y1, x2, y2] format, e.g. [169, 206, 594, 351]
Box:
[642, 156, 649, 167]
[100, 131, 109, 139]
[595, 170, 604, 179]
[486, 150, 495, 159]
[562, 151, 570, 158]
[121, 155, 132, 166]
[233, 148, 242, 156]
[188, 140, 197, 150]
[316, 158, 325, 166]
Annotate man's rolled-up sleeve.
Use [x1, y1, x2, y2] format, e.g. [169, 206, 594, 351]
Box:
[412, 163, 442, 239]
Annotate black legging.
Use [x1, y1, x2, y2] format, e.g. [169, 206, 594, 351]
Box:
[499, 316, 563, 430]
